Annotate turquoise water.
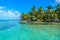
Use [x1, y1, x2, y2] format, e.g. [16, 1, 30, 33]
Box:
[0, 21, 60, 40]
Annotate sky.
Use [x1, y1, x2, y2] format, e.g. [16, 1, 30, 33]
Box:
[0, 0, 60, 20]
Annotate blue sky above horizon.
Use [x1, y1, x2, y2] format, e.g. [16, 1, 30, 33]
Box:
[0, 0, 60, 20]
[0, 0, 60, 13]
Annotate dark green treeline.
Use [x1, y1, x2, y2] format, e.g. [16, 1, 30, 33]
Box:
[20, 4, 60, 22]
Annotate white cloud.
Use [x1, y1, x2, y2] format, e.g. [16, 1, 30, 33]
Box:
[55, 0, 60, 3]
[0, 6, 5, 9]
[0, 8, 20, 20]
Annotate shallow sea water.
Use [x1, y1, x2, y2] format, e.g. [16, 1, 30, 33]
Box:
[0, 21, 60, 40]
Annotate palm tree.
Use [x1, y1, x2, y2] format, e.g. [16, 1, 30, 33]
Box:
[37, 6, 44, 21]
[46, 5, 53, 22]
[31, 6, 37, 15]
[21, 12, 31, 23]
[50, 11, 57, 21]
[20, 12, 25, 21]
[30, 6, 37, 22]
[55, 4, 60, 20]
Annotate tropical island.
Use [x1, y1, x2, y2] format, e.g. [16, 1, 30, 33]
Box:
[20, 4, 60, 24]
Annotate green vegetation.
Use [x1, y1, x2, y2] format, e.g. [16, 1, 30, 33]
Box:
[20, 4, 60, 23]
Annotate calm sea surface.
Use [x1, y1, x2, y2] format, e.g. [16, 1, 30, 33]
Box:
[0, 21, 60, 40]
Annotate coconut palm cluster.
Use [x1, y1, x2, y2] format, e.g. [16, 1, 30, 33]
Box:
[20, 4, 60, 22]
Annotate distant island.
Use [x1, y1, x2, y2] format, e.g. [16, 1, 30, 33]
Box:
[20, 4, 60, 24]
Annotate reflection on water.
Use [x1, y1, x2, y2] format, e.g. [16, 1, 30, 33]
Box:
[0, 20, 18, 30]
[0, 21, 60, 40]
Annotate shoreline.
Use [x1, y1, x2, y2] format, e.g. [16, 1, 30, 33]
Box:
[19, 21, 60, 25]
